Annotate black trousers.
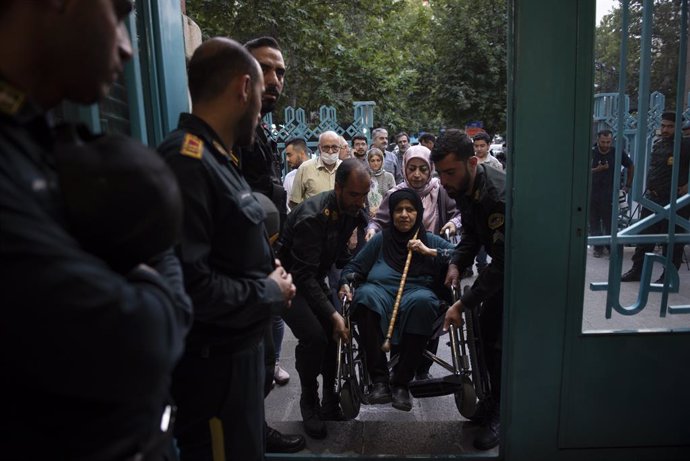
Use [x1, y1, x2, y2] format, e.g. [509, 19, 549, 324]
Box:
[354, 307, 427, 387]
[172, 339, 265, 461]
[630, 196, 689, 271]
[590, 193, 613, 252]
[282, 292, 338, 394]
[479, 291, 504, 403]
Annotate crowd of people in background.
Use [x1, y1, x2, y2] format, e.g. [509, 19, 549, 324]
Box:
[0, 0, 505, 461]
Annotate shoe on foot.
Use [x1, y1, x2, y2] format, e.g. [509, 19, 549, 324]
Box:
[621, 268, 641, 282]
[368, 382, 392, 404]
[473, 407, 500, 450]
[391, 385, 412, 412]
[266, 426, 306, 453]
[654, 272, 666, 284]
[274, 364, 290, 385]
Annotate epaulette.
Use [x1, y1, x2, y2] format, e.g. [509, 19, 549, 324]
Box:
[212, 140, 240, 167]
[0, 80, 25, 116]
[180, 133, 204, 159]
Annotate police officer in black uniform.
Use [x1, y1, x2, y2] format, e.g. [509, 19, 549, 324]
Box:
[431, 129, 506, 451]
[0, 2, 192, 459]
[158, 38, 295, 461]
[622, 111, 690, 283]
[238, 36, 306, 453]
[239, 36, 287, 225]
[276, 159, 371, 439]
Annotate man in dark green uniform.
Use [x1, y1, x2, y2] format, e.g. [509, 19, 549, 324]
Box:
[158, 38, 296, 461]
[432, 129, 506, 451]
[0, 1, 193, 459]
[276, 159, 370, 439]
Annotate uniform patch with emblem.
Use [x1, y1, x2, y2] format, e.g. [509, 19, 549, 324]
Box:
[324, 208, 330, 217]
[488, 213, 504, 230]
[180, 133, 204, 159]
[667, 156, 674, 166]
[0, 81, 25, 115]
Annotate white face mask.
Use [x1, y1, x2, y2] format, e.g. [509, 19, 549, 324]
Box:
[321, 152, 339, 165]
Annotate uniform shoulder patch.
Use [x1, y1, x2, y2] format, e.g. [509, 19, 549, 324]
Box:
[667, 156, 674, 166]
[180, 133, 204, 159]
[488, 212, 505, 230]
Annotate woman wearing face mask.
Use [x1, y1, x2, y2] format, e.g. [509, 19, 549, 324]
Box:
[289, 130, 342, 208]
[365, 145, 462, 241]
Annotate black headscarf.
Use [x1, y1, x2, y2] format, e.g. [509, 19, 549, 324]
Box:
[381, 188, 432, 277]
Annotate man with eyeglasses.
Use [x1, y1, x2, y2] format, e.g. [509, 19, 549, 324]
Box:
[289, 130, 343, 208]
[338, 135, 351, 161]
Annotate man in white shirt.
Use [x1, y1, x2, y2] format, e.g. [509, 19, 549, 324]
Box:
[283, 138, 309, 211]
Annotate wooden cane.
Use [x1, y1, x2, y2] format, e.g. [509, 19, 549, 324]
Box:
[381, 229, 419, 352]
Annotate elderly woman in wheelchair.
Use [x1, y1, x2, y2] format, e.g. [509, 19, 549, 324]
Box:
[339, 189, 456, 411]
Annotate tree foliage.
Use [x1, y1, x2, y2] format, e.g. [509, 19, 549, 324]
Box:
[595, 0, 683, 106]
[184, 0, 508, 136]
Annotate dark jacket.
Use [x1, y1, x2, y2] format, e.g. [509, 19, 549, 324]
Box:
[0, 84, 192, 460]
[452, 164, 506, 309]
[646, 136, 690, 201]
[276, 190, 368, 320]
[238, 123, 287, 225]
[159, 113, 284, 352]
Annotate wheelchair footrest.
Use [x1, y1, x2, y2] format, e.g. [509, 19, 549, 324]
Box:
[408, 374, 464, 398]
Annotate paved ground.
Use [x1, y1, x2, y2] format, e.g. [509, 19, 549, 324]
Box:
[265, 246, 689, 457]
[583, 245, 690, 331]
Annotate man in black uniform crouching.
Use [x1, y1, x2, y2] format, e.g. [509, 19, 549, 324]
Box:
[158, 38, 296, 461]
[0, 2, 192, 460]
[276, 159, 371, 439]
[432, 129, 506, 451]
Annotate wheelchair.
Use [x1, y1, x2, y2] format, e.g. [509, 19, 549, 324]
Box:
[336, 279, 491, 421]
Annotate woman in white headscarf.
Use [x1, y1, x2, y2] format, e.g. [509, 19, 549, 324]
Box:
[365, 145, 461, 240]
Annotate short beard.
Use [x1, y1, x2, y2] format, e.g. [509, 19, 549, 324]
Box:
[236, 110, 257, 147]
[261, 100, 276, 115]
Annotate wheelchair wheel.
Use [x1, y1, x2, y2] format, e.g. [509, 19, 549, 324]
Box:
[340, 377, 361, 420]
[454, 375, 477, 418]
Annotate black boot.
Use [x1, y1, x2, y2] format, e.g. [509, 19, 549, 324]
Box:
[300, 386, 327, 439]
[391, 385, 412, 412]
[265, 424, 306, 453]
[473, 402, 500, 450]
[621, 267, 641, 282]
[368, 381, 392, 404]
